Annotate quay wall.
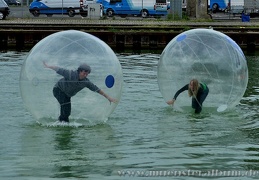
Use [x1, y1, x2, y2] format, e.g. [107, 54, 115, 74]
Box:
[1, 19, 259, 53]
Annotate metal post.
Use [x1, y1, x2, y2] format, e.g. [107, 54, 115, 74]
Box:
[62, 0, 64, 18]
[21, 0, 23, 18]
[231, 0, 233, 19]
[142, 0, 143, 16]
[169, 0, 173, 13]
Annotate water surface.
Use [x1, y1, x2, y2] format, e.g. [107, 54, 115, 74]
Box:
[0, 51, 258, 179]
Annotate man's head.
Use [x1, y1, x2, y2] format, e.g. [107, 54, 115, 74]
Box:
[77, 63, 91, 73]
[78, 64, 91, 80]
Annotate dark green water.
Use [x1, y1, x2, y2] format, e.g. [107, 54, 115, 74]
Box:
[0, 51, 258, 179]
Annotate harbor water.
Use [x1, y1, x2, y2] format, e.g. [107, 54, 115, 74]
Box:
[0, 51, 258, 179]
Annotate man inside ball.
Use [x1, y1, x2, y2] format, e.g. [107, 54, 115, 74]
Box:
[43, 62, 117, 123]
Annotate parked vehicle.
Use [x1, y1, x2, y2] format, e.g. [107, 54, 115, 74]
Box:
[182, 0, 187, 11]
[209, 0, 244, 13]
[4, 0, 21, 6]
[244, 0, 259, 17]
[0, 0, 10, 20]
[80, 0, 103, 17]
[209, 0, 229, 12]
[97, 0, 168, 18]
[29, 0, 83, 17]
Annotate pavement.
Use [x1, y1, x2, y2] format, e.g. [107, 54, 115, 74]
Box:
[3, 6, 259, 27]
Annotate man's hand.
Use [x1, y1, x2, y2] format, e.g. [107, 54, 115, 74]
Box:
[107, 97, 118, 104]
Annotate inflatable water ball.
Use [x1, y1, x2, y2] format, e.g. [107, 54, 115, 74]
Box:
[20, 30, 123, 124]
[157, 28, 248, 112]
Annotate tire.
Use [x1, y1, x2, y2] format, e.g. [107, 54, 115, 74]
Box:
[68, 9, 75, 17]
[120, 14, 127, 18]
[107, 9, 114, 17]
[32, 9, 40, 17]
[80, 10, 87, 17]
[212, 3, 219, 13]
[0, 12, 4, 20]
[141, 9, 148, 18]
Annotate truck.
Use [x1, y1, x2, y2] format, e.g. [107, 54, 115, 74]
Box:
[97, 0, 168, 18]
[29, 0, 102, 17]
[244, 0, 259, 17]
[209, 0, 229, 12]
[209, 0, 245, 15]
[0, 0, 10, 20]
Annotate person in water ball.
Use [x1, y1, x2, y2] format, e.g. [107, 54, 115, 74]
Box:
[166, 79, 209, 113]
[43, 62, 117, 123]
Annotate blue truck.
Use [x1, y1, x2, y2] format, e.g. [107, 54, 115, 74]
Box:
[29, 0, 101, 17]
[97, 0, 168, 17]
[209, 0, 229, 12]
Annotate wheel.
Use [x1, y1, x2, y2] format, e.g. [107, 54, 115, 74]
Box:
[141, 9, 148, 18]
[0, 12, 4, 20]
[80, 10, 87, 17]
[47, 14, 53, 17]
[120, 14, 127, 18]
[68, 9, 75, 17]
[32, 9, 40, 17]
[107, 9, 114, 17]
[212, 3, 219, 13]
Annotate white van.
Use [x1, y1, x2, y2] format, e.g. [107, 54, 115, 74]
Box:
[29, 0, 82, 17]
[29, 0, 101, 17]
[0, 0, 10, 19]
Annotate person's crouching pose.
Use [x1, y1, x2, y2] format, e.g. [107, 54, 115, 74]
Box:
[167, 79, 209, 113]
[43, 62, 117, 122]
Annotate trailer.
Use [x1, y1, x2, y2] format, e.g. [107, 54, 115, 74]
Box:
[244, 0, 259, 17]
[229, 0, 244, 16]
[80, 0, 103, 17]
[97, 0, 168, 18]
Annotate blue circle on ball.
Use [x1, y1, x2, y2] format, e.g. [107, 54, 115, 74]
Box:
[105, 75, 115, 88]
[177, 34, 187, 42]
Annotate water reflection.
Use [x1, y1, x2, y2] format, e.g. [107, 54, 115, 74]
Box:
[54, 128, 75, 151]
[19, 123, 123, 178]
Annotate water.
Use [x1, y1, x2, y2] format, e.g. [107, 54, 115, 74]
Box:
[0, 51, 259, 179]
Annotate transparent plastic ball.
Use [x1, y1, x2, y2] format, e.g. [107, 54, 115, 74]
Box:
[20, 30, 123, 124]
[158, 28, 248, 112]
